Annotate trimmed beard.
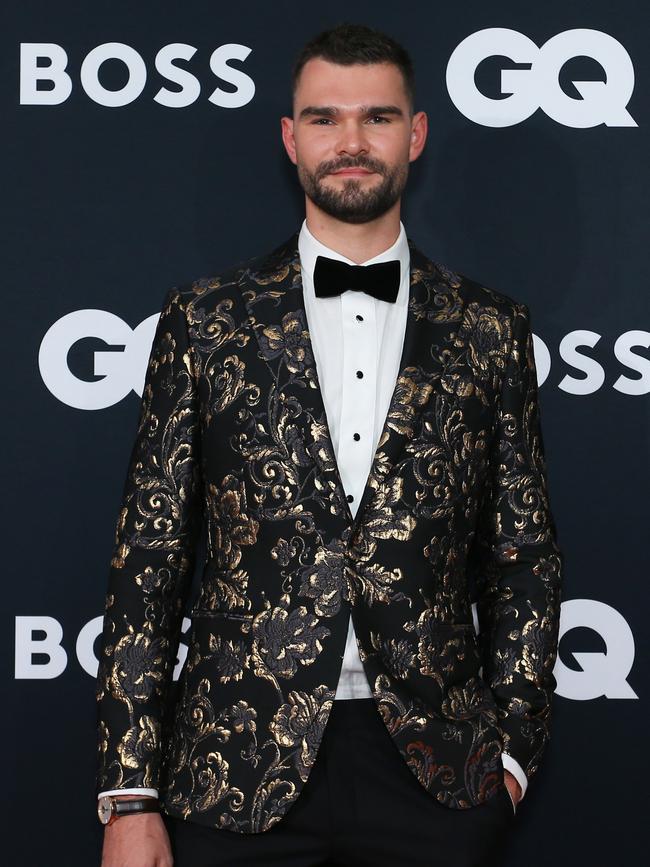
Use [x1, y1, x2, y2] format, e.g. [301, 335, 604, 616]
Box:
[297, 156, 408, 224]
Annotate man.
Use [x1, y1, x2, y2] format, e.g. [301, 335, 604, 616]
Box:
[96, 22, 563, 867]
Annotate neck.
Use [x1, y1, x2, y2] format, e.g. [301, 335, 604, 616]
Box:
[304, 199, 402, 263]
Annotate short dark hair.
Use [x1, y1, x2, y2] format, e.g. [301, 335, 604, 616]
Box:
[291, 22, 415, 113]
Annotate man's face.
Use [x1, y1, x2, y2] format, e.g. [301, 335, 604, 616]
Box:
[282, 58, 426, 224]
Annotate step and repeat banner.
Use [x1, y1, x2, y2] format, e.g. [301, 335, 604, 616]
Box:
[3, 2, 646, 864]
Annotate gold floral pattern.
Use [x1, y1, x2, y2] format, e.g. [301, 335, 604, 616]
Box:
[95, 231, 563, 830]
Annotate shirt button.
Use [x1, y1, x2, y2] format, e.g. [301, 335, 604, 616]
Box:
[353, 433, 360, 441]
[356, 370, 364, 378]
[347, 494, 354, 502]
[356, 314, 364, 321]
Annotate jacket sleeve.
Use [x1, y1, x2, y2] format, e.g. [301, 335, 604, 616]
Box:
[473, 301, 563, 783]
[95, 287, 203, 797]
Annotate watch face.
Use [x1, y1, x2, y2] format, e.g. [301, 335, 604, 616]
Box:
[97, 796, 114, 825]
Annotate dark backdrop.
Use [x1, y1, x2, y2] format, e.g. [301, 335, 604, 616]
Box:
[2, 2, 647, 864]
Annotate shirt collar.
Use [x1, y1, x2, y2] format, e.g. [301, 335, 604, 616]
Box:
[298, 217, 410, 303]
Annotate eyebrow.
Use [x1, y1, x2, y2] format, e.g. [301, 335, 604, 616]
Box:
[298, 104, 404, 120]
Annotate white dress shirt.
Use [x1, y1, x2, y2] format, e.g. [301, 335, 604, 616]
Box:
[99, 218, 526, 811]
[298, 219, 410, 701]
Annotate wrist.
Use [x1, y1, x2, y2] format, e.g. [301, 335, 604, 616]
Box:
[97, 793, 160, 826]
[503, 770, 522, 801]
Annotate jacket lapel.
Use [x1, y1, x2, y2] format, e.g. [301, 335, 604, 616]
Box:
[241, 230, 466, 534]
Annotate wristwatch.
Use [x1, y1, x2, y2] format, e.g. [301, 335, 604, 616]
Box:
[97, 795, 160, 826]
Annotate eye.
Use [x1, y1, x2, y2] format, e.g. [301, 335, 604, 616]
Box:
[368, 115, 390, 123]
[311, 118, 333, 125]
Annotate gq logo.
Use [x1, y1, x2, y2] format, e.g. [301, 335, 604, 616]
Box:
[554, 599, 638, 699]
[39, 309, 159, 409]
[446, 28, 637, 128]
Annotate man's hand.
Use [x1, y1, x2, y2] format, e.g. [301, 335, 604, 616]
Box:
[503, 770, 522, 812]
[100, 796, 173, 867]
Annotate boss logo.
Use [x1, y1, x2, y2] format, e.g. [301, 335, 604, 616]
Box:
[533, 331, 650, 396]
[446, 28, 636, 128]
[14, 615, 191, 680]
[20, 42, 255, 108]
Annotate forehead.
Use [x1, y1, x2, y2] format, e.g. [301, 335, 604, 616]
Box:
[294, 57, 407, 109]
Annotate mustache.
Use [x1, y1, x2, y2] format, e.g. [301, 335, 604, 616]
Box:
[316, 156, 386, 179]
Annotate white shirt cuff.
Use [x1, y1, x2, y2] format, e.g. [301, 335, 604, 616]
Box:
[97, 787, 159, 800]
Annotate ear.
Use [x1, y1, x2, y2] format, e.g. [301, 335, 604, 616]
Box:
[408, 110, 428, 163]
[280, 116, 297, 165]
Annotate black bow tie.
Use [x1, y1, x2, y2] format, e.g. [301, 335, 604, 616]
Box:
[313, 255, 400, 303]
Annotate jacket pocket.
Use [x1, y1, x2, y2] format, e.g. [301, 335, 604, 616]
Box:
[190, 608, 253, 621]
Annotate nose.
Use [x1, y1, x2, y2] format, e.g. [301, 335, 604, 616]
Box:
[335, 120, 370, 157]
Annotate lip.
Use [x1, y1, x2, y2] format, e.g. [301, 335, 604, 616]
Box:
[330, 168, 374, 176]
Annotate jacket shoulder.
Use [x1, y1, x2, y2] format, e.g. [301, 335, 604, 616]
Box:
[167, 232, 299, 310]
[410, 239, 526, 320]
[455, 269, 527, 319]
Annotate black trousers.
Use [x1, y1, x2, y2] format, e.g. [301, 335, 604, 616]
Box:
[162, 697, 516, 867]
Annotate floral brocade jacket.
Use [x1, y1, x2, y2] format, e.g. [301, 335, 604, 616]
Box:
[95, 230, 563, 833]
